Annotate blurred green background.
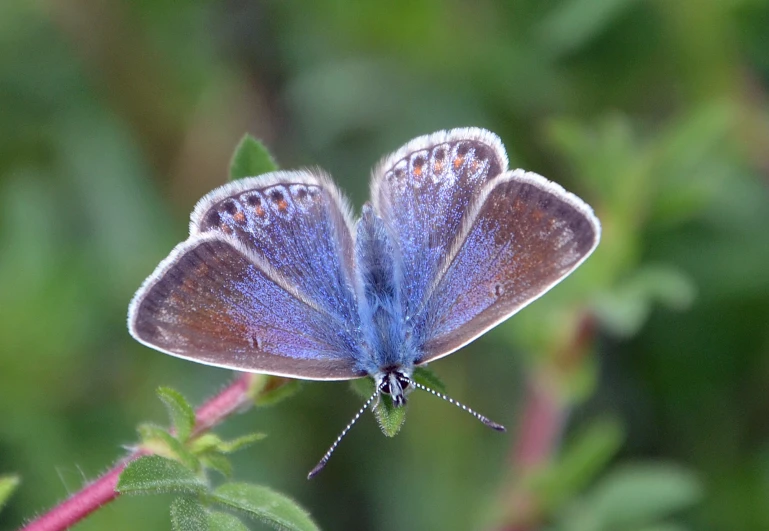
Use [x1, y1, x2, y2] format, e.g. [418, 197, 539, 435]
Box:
[2, 0, 769, 530]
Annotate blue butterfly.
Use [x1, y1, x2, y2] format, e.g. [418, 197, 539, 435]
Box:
[128, 128, 600, 477]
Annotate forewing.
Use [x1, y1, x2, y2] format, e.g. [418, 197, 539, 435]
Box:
[191, 170, 360, 326]
[129, 170, 365, 380]
[415, 170, 600, 363]
[129, 235, 363, 379]
[371, 128, 508, 319]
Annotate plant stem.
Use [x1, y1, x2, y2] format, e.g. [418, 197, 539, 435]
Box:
[19, 372, 275, 531]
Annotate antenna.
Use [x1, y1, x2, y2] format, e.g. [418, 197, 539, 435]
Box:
[307, 386, 379, 479]
[406, 378, 506, 432]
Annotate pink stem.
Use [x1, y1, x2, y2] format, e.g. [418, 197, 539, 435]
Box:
[500, 313, 596, 531]
[512, 378, 566, 471]
[20, 373, 260, 531]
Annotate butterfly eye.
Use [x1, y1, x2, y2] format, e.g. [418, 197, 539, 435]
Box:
[379, 380, 391, 395]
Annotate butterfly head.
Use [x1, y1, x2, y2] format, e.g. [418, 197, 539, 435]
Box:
[376, 367, 413, 407]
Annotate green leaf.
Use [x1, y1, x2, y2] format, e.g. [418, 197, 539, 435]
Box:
[230, 134, 279, 181]
[349, 377, 406, 437]
[171, 497, 209, 531]
[255, 379, 303, 407]
[201, 453, 233, 478]
[158, 387, 196, 442]
[586, 463, 702, 527]
[532, 418, 625, 511]
[117, 455, 208, 495]
[594, 265, 696, 337]
[631, 525, 688, 531]
[0, 474, 20, 513]
[190, 433, 225, 455]
[211, 482, 319, 531]
[412, 366, 445, 392]
[138, 423, 200, 471]
[190, 432, 266, 456]
[539, 0, 640, 56]
[216, 432, 267, 454]
[209, 511, 251, 531]
[373, 392, 406, 437]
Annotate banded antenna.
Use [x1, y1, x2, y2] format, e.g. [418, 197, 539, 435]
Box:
[307, 378, 505, 479]
[405, 377, 506, 432]
[307, 386, 379, 479]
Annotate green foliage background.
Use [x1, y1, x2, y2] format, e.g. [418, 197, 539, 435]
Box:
[1, 0, 769, 529]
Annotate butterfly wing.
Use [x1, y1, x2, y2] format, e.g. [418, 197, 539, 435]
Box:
[128, 171, 366, 380]
[370, 128, 509, 321]
[371, 128, 600, 364]
[414, 170, 600, 362]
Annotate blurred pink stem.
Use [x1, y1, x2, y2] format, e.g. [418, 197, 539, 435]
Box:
[501, 313, 596, 531]
[513, 376, 566, 471]
[19, 373, 263, 531]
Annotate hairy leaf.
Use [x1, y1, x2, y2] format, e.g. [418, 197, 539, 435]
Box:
[211, 482, 319, 531]
[350, 377, 406, 437]
[171, 497, 208, 531]
[117, 456, 208, 495]
[138, 424, 199, 471]
[208, 511, 251, 531]
[158, 387, 196, 442]
[216, 433, 267, 454]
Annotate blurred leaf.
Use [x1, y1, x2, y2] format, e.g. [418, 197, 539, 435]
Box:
[201, 453, 233, 478]
[584, 463, 702, 529]
[0, 474, 20, 513]
[209, 511, 250, 531]
[594, 265, 697, 337]
[229, 134, 278, 181]
[158, 387, 196, 442]
[190, 433, 225, 455]
[412, 366, 446, 392]
[532, 418, 625, 511]
[255, 379, 303, 408]
[540, 0, 640, 56]
[138, 424, 200, 471]
[216, 433, 267, 454]
[117, 456, 208, 496]
[171, 497, 208, 531]
[211, 483, 319, 531]
[650, 102, 735, 226]
[631, 525, 688, 531]
[350, 377, 406, 437]
[189, 431, 265, 457]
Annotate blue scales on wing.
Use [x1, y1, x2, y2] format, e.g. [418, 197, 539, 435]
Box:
[416, 171, 600, 361]
[370, 128, 509, 364]
[371, 128, 600, 365]
[128, 171, 368, 380]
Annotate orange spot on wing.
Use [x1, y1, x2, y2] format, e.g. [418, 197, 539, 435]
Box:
[277, 199, 288, 211]
[453, 156, 464, 169]
[413, 165, 422, 177]
[255, 206, 265, 217]
[434, 160, 443, 172]
[233, 211, 246, 223]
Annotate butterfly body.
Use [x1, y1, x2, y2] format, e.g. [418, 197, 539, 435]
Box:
[128, 128, 600, 466]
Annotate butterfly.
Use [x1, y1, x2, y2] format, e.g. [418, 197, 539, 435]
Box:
[128, 128, 600, 477]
